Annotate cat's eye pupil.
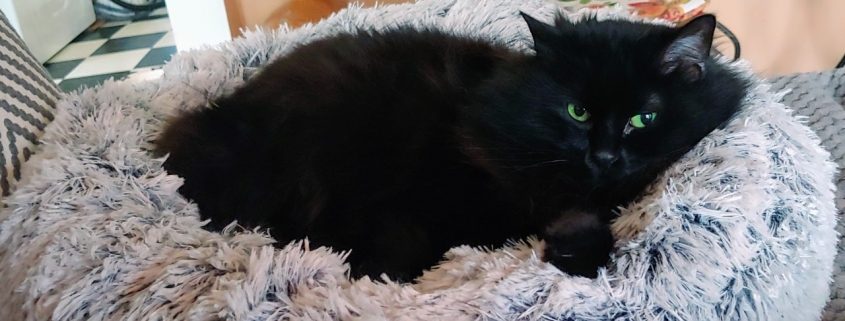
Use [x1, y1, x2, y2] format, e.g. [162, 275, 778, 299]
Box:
[629, 112, 657, 129]
[567, 103, 590, 122]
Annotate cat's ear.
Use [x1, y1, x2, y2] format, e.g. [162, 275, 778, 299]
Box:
[520, 12, 560, 56]
[659, 14, 717, 82]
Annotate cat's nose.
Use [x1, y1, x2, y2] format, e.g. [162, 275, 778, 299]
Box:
[589, 150, 619, 168]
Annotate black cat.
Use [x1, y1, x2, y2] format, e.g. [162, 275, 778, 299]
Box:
[156, 13, 747, 280]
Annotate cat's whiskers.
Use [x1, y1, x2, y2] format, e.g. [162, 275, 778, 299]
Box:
[460, 146, 556, 153]
[514, 159, 569, 171]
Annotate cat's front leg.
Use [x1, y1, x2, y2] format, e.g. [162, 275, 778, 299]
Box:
[541, 210, 614, 278]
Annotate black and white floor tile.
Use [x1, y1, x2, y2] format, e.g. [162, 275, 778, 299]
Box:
[43, 7, 175, 92]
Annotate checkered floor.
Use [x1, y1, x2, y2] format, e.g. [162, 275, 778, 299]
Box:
[43, 7, 174, 92]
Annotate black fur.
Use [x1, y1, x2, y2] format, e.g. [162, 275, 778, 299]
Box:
[156, 14, 747, 281]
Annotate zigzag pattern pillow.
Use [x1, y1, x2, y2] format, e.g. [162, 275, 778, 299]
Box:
[0, 11, 58, 196]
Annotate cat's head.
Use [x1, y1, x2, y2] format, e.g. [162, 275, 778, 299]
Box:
[470, 13, 747, 208]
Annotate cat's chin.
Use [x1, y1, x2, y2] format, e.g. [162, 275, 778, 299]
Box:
[541, 209, 614, 278]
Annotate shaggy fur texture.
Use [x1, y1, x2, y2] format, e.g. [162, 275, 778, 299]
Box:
[0, 0, 838, 320]
[155, 12, 747, 281]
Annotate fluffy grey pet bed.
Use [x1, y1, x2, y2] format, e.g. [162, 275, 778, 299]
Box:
[770, 68, 845, 321]
[0, 0, 838, 320]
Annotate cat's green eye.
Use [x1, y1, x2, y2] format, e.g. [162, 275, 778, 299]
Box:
[629, 112, 658, 129]
[567, 103, 590, 122]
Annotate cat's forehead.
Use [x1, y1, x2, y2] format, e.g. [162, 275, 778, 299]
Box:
[555, 66, 664, 113]
[537, 18, 679, 112]
[547, 18, 673, 73]
[583, 91, 664, 114]
[566, 17, 673, 45]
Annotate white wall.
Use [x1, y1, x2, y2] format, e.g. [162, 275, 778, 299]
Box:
[709, 0, 845, 75]
[0, 1, 21, 31]
[165, 0, 232, 51]
[1, 0, 94, 62]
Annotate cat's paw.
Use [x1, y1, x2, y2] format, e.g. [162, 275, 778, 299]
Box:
[541, 211, 614, 278]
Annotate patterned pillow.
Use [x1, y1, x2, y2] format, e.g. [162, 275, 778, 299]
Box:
[0, 10, 59, 197]
[553, 0, 709, 23]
